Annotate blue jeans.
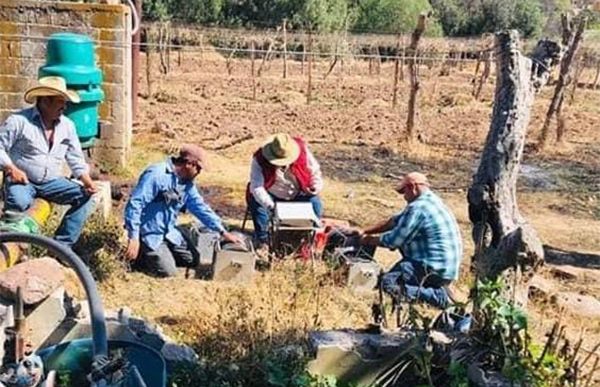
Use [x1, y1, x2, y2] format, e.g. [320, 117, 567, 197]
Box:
[249, 192, 323, 245]
[382, 260, 451, 309]
[4, 178, 94, 247]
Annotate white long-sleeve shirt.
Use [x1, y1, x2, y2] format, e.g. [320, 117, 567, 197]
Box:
[249, 149, 323, 208]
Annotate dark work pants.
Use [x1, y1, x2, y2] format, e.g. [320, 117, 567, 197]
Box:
[138, 238, 197, 278]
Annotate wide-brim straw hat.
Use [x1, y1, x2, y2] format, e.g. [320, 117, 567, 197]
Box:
[261, 133, 300, 166]
[24, 76, 80, 104]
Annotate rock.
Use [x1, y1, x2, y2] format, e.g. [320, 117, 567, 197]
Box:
[467, 363, 513, 387]
[0, 258, 64, 305]
[528, 275, 556, 299]
[161, 342, 199, 363]
[549, 264, 600, 282]
[555, 292, 600, 318]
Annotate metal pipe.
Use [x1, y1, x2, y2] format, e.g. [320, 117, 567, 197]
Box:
[0, 233, 108, 359]
[131, 0, 142, 122]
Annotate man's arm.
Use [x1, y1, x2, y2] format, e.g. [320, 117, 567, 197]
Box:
[364, 217, 397, 235]
[378, 206, 422, 249]
[186, 185, 226, 233]
[306, 148, 323, 194]
[124, 169, 160, 241]
[0, 116, 28, 184]
[249, 158, 274, 208]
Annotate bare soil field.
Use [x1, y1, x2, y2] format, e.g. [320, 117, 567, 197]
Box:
[99, 49, 600, 384]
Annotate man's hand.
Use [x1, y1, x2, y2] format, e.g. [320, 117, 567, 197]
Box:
[80, 174, 98, 195]
[307, 186, 319, 195]
[360, 234, 380, 247]
[125, 239, 140, 261]
[4, 165, 28, 184]
[222, 231, 246, 247]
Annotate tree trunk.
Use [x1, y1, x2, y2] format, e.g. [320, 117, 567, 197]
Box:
[538, 14, 586, 149]
[468, 31, 561, 307]
[406, 14, 427, 143]
[392, 34, 401, 107]
[282, 19, 288, 79]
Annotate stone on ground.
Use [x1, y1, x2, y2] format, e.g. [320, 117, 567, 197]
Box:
[0, 258, 64, 305]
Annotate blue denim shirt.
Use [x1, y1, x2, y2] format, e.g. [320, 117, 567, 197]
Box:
[124, 159, 226, 250]
[0, 107, 89, 184]
[380, 191, 463, 280]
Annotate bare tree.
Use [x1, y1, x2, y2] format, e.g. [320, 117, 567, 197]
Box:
[538, 14, 587, 148]
[406, 14, 427, 143]
[468, 31, 561, 307]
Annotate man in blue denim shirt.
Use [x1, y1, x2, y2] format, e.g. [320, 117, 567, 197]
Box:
[0, 77, 97, 247]
[359, 172, 463, 309]
[124, 144, 243, 277]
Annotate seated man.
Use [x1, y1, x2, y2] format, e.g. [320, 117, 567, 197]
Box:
[124, 144, 243, 277]
[359, 172, 462, 309]
[0, 76, 97, 247]
[248, 133, 324, 250]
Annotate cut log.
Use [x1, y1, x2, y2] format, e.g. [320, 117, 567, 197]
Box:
[468, 31, 561, 307]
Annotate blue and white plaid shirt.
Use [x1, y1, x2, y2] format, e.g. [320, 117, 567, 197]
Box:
[380, 190, 463, 280]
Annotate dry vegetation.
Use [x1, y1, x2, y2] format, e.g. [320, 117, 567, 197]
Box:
[93, 43, 599, 384]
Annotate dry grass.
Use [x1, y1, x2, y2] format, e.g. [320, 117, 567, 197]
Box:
[98, 50, 600, 384]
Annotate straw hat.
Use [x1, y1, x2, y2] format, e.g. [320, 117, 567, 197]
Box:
[261, 133, 300, 166]
[24, 76, 80, 104]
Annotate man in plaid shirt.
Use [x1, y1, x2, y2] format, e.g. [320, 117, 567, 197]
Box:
[360, 172, 463, 308]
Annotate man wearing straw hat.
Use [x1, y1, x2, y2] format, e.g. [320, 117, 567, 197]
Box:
[0, 76, 97, 247]
[248, 133, 324, 252]
[359, 172, 462, 309]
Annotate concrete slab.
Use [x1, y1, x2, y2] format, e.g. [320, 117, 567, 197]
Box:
[92, 180, 112, 220]
[307, 329, 414, 386]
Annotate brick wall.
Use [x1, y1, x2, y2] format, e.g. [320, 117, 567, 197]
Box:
[0, 0, 132, 168]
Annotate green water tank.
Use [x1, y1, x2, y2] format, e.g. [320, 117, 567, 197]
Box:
[39, 33, 105, 149]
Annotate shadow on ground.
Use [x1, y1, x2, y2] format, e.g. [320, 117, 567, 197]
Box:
[544, 245, 600, 270]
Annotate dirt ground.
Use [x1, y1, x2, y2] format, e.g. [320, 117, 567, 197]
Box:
[101, 49, 600, 381]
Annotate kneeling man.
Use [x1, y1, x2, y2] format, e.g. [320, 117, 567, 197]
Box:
[360, 172, 462, 308]
[248, 133, 324, 250]
[124, 144, 242, 277]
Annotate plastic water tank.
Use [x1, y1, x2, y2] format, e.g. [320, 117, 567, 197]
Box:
[39, 33, 105, 148]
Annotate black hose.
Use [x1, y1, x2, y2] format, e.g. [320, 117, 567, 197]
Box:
[0, 232, 108, 359]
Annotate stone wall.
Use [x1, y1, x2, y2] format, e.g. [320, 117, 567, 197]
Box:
[0, 0, 132, 167]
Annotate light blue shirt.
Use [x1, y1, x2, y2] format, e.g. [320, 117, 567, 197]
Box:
[124, 159, 226, 250]
[380, 191, 463, 280]
[0, 107, 89, 184]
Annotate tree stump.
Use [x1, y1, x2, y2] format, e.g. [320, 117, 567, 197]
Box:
[468, 31, 561, 307]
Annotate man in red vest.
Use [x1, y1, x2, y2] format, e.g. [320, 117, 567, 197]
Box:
[248, 133, 324, 250]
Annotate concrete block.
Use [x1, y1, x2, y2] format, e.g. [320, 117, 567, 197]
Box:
[26, 23, 68, 39]
[343, 258, 381, 293]
[307, 329, 414, 386]
[98, 28, 125, 43]
[17, 41, 47, 60]
[212, 248, 255, 283]
[0, 75, 35, 93]
[24, 287, 66, 351]
[102, 83, 125, 102]
[97, 46, 125, 66]
[92, 180, 112, 220]
[100, 63, 124, 84]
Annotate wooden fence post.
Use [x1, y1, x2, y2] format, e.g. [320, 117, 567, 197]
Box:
[538, 14, 587, 148]
[282, 19, 288, 79]
[146, 27, 153, 99]
[307, 30, 313, 104]
[251, 40, 257, 101]
[392, 34, 401, 108]
[406, 14, 427, 142]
